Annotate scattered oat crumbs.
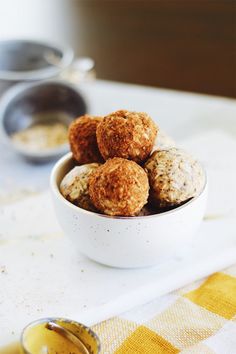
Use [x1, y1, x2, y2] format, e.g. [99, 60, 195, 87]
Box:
[0, 265, 7, 274]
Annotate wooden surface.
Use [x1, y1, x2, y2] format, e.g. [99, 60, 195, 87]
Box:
[72, 0, 236, 98]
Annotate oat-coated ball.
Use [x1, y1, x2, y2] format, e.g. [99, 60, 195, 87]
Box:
[60, 163, 101, 211]
[152, 130, 176, 152]
[69, 115, 103, 164]
[96, 110, 158, 164]
[144, 148, 205, 208]
[89, 157, 149, 216]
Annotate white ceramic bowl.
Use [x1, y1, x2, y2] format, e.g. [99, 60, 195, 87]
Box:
[50, 152, 208, 268]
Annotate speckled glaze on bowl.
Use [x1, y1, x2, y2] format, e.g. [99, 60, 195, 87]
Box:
[50, 152, 208, 268]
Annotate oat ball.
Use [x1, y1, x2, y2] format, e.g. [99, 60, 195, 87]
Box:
[152, 130, 176, 152]
[96, 110, 158, 163]
[60, 163, 101, 211]
[69, 115, 103, 164]
[144, 148, 205, 208]
[89, 158, 149, 216]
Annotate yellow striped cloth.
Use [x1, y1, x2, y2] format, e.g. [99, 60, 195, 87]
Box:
[92, 265, 236, 353]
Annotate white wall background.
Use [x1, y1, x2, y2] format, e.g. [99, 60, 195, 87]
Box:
[0, 0, 74, 46]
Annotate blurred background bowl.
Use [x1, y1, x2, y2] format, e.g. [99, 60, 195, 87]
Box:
[0, 80, 87, 162]
[0, 39, 74, 95]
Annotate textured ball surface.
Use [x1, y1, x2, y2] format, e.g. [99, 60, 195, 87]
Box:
[60, 163, 101, 211]
[145, 148, 205, 208]
[69, 115, 103, 164]
[89, 157, 149, 216]
[96, 110, 157, 163]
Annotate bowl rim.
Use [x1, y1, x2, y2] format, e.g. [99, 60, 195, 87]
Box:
[0, 38, 74, 81]
[0, 79, 87, 158]
[50, 152, 208, 220]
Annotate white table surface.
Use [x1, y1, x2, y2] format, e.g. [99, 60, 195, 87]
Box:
[0, 80, 236, 346]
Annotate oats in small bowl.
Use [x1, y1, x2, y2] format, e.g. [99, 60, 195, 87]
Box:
[0, 80, 87, 162]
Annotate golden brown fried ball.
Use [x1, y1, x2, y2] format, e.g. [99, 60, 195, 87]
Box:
[69, 115, 103, 164]
[89, 157, 149, 216]
[144, 148, 205, 208]
[60, 163, 101, 211]
[96, 110, 158, 164]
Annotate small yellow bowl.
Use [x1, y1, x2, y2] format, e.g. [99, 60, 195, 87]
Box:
[21, 317, 101, 354]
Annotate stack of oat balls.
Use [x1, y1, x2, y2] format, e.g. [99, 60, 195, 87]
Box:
[60, 110, 205, 217]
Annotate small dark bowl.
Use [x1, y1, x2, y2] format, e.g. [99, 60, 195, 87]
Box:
[0, 80, 87, 162]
